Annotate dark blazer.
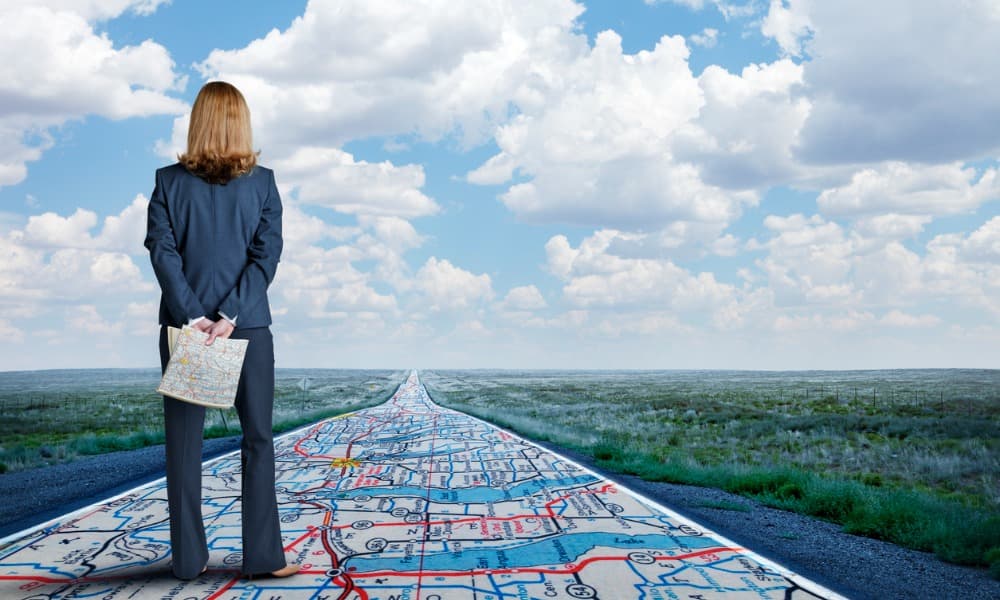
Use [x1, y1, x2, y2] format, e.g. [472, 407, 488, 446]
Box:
[144, 162, 283, 329]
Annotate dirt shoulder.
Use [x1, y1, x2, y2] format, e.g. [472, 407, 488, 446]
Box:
[0, 436, 241, 540]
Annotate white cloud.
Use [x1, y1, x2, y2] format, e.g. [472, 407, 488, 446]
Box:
[124, 301, 159, 334]
[0, 319, 25, 344]
[595, 311, 694, 337]
[466, 152, 517, 185]
[472, 30, 759, 231]
[673, 58, 813, 189]
[0, 198, 160, 326]
[689, 28, 719, 48]
[353, 215, 426, 293]
[450, 319, 493, 340]
[279, 202, 358, 249]
[20, 195, 149, 254]
[851, 241, 923, 305]
[646, 0, 757, 19]
[25, 0, 170, 21]
[414, 257, 493, 311]
[0, 4, 184, 186]
[67, 304, 123, 334]
[961, 216, 1000, 263]
[273, 147, 438, 218]
[852, 214, 932, 240]
[760, 0, 812, 57]
[322, 282, 398, 314]
[880, 310, 940, 328]
[96, 195, 149, 253]
[751, 212, 1000, 324]
[0, 239, 152, 308]
[23, 209, 99, 249]
[499, 285, 547, 311]
[779, 0, 1000, 163]
[271, 243, 388, 320]
[756, 213, 861, 307]
[773, 310, 873, 332]
[646, 0, 709, 7]
[545, 231, 742, 324]
[186, 0, 585, 153]
[817, 162, 1000, 218]
[265, 211, 433, 326]
[356, 216, 425, 254]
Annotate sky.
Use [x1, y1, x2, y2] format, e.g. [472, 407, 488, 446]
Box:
[1, 0, 999, 371]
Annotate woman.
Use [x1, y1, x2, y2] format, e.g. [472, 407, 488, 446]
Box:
[144, 81, 299, 581]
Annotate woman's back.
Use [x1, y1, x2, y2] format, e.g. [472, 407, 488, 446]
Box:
[145, 163, 282, 329]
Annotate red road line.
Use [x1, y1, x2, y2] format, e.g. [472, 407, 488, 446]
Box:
[0, 576, 68, 584]
[289, 546, 744, 580]
[292, 422, 328, 457]
[284, 527, 316, 552]
[205, 575, 240, 600]
[0, 568, 240, 586]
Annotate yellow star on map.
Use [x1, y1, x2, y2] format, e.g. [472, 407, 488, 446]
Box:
[331, 457, 361, 469]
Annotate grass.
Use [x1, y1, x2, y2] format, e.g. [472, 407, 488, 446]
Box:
[0, 368, 406, 473]
[420, 369, 1000, 578]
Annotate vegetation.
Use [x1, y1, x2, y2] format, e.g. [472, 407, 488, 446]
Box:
[0, 368, 405, 473]
[420, 369, 1000, 578]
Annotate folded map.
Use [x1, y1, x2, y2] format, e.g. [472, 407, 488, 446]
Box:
[156, 325, 248, 409]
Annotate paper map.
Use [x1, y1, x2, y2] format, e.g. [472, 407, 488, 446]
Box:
[156, 325, 247, 408]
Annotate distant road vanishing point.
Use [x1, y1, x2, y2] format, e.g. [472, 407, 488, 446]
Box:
[0, 371, 846, 599]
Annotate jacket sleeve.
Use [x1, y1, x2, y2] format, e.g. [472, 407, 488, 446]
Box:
[218, 169, 283, 321]
[144, 169, 207, 324]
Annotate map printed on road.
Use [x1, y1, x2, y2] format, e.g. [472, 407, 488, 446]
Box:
[0, 371, 846, 599]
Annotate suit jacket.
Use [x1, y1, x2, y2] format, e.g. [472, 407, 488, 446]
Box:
[144, 162, 283, 329]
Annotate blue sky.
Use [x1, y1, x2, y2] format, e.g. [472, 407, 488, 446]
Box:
[1, 0, 999, 370]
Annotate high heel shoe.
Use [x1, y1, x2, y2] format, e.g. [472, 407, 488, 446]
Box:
[245, 563, 300, 580]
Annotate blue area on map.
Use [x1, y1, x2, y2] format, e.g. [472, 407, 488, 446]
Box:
[330, 474, 600, 504]
[347, 533, 719, 572]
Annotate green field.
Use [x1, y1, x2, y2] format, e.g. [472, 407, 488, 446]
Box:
[420, 369, 1000, 577]
[0, 368, 405, 473]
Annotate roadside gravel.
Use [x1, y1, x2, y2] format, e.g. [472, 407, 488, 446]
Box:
[0, 436, 241, 540]
[1, 435, 998, 599]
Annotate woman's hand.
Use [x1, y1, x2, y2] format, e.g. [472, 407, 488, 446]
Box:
[205, 319, 235, 345]
[191, 317, 213, 333]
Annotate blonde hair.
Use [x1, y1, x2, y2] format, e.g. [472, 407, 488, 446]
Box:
[179, 81, 258, 184]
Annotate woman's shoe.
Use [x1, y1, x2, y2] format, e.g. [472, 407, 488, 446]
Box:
[246, 563, 300, 580]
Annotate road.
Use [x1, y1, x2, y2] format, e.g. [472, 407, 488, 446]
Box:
[0, 371, 846, 599]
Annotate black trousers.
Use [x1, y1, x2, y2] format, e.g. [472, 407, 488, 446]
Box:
[158, 326, 286, 579]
